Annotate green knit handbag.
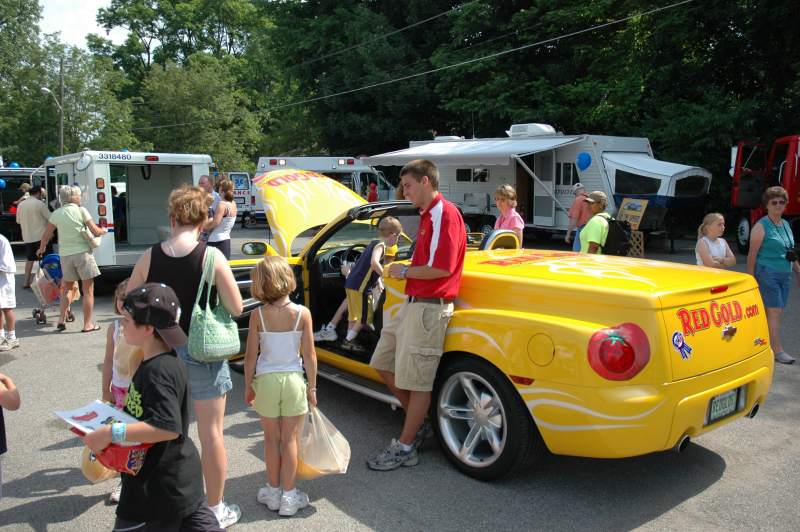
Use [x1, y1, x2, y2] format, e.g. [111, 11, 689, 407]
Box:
[187, 248, 240, 362]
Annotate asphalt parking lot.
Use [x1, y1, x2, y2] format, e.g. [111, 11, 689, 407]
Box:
[0, 228, 798, 531]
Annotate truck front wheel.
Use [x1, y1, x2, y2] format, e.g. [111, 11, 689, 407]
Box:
[434, 356, 545, 480]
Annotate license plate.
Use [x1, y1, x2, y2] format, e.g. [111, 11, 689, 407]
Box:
[707, 388, 740, 424]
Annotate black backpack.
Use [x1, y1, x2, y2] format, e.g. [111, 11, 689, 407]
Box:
[598, 213, 632, 256]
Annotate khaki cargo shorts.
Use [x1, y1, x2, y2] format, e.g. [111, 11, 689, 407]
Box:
[370, 301, 454, 392]
[61, 252, 100, 282]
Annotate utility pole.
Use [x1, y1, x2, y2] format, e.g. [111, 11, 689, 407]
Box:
[59, 56, 64, 155]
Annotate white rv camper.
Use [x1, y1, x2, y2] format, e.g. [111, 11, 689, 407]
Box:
[44, 150, 212, 280]
[363, 124, 711, 236]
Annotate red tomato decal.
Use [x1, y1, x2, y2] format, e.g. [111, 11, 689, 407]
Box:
[588, 323, 651, 381]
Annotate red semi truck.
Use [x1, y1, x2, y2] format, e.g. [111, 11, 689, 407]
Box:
[731, 135, 800, 253]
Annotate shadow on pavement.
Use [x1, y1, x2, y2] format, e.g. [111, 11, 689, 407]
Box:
[2, 467, 85, 499]
[0, 493, 106, 532]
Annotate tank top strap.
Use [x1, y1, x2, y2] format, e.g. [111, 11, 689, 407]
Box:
[258, 306, 267, 332]
[113, 318, 121, 344]
[293, 304, 303, 331]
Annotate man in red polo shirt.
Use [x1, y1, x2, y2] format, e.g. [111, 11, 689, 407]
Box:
[367, 159, 466, 471]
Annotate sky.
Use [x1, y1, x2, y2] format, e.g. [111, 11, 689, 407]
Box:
[39, 0, 129, 49]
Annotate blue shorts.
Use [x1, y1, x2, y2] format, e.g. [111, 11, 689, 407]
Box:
[176, 345, 233, 401]
[572, 226, 584, 252]
[755, 264, 791, 309]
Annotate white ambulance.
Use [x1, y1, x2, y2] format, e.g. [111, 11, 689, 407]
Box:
[44, 150, 212, 281]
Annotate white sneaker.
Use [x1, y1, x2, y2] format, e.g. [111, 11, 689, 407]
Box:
[0, 338, 18, 351]
[256, 485, 282, 511]
[278, 490, 309, 517]
[109, 481, 122, 503]
[313, 324, 337, 342]
[214, 502, 241, 528]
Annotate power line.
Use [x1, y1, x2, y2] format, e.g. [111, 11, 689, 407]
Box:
[131, 0, 694, 131]
[288, 0, 481, 70]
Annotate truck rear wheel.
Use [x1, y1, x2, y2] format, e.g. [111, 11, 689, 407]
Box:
[736, 216, 750, 254]
[433, 356, 545, 480]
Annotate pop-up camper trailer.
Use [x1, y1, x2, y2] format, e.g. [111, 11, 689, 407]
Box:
[363, 124, 711, 237]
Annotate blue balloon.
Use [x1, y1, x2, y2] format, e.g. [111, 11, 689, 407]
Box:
[576, 152, 592, 172]
[120, 148, 130, 152]
[45, 155, 53, 160]
[0, 179, 6, 189]
[9, 162, 20, 168]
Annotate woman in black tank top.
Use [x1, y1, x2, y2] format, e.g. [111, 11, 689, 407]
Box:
[127, 185, 244, 526]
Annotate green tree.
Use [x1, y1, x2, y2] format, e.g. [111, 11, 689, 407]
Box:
[137, 53, 261, 171]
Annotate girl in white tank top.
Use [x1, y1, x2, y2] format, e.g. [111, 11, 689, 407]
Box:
[695, 213, 735, 268]
[243, 256, 318, 515]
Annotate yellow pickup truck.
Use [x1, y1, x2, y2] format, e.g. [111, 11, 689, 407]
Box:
[230, 169, 773, 480]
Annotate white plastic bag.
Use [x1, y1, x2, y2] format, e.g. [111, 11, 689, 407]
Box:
[296, 407, 351, 480]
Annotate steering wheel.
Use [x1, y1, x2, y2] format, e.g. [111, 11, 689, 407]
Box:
[345, 243, 367, 263]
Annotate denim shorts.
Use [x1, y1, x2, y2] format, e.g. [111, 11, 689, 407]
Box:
[755, 264, 791, 309]
[176, 345, 233, 401]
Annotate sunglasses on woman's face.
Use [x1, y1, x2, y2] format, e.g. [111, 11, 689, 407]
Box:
[769, 199, 787, 206]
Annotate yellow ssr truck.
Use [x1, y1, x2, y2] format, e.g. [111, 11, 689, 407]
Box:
[230, 168, 773, 480]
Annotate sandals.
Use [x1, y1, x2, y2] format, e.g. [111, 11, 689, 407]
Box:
[56, 323, 66, 331]
[81, 325, 102, 333]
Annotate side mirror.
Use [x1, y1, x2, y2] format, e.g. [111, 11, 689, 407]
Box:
[242, 242, 268, 256]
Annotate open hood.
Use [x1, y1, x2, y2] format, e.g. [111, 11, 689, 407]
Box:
[252, 169, 366, 256]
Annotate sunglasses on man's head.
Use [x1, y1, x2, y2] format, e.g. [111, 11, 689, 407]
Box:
[769, 199, 787, 206]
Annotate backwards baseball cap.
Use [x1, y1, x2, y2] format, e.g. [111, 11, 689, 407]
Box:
[585, 191, 609, 205]
[123, 283, 186, 349]
[572, 182, 585, 193]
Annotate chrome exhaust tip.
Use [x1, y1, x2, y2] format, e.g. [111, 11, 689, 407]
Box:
[747, 403, 760, 419]
[674, 435, 691, 454]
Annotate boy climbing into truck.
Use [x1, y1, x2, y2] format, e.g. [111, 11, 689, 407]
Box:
[314, 217, 403, 345]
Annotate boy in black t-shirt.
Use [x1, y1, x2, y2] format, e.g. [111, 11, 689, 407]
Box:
[84, 283, 221, 531]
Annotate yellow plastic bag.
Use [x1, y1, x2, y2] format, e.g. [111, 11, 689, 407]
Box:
[80, 446, 118, 484]
[296, 407, 350, 480]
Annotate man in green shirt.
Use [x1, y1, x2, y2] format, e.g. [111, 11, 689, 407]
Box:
[579, 191, 610, 254]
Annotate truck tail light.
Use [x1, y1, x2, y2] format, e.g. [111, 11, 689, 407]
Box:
[587, 323, 650, 381]
[98, 217, 108, 228]
[347, 159, 354, 165]
[98, 205, 107, 216]
[145, 155, 159, 161]
[250, 195, 255, 205]
[96, 178, 105, 189]
[97, 192, 106, 203]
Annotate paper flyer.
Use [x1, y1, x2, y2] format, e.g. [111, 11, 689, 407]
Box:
[54, 400, 141, 446]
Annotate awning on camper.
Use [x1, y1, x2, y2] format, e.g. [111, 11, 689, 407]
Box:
[363, 136, 583, 166]
[601, 152, 711, 182]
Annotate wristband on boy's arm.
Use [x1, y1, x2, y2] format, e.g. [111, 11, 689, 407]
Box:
[111, 422, 127, 444]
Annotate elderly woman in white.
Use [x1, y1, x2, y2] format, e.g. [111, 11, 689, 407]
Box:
[38, 185, 107, 332]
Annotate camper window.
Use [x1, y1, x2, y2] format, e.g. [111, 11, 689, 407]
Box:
[556, 162, 579, 186]
[614, 170, 660, 195]
[674, 175, 709, 197]
[456, 168, 490, 182]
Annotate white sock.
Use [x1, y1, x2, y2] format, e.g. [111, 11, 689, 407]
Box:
[7, 331, 15, 340]
[345, 329, 357, 341]
[0, 330, 5, 339]
[267, 483, 280, 492]
[210, 502, 224, 515]
[326, 322, 335, 330]
[399, 441, 413, 452]
[284, 488, 297, 497]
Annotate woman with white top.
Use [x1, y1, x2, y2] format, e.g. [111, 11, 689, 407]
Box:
[204, 179, 237, 259]
[695, 213, 735, 268]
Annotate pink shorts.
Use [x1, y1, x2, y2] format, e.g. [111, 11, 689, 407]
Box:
[111, 385, 128, 410]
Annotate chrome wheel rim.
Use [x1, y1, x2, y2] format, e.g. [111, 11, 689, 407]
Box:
[437, 371, 508, 468]
[737, 218, 749, 248]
